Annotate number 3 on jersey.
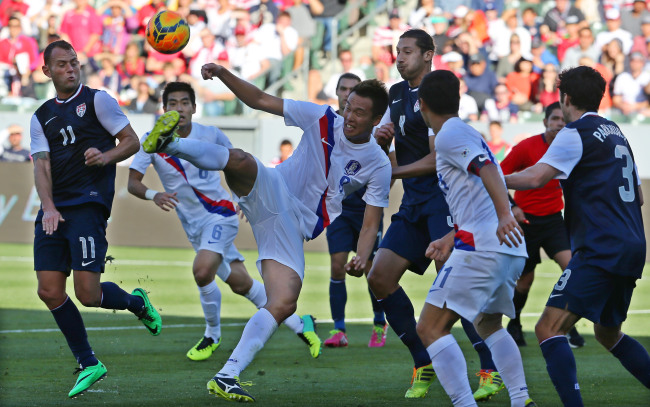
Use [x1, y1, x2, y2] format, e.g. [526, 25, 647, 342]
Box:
[615, 145, 635, 202]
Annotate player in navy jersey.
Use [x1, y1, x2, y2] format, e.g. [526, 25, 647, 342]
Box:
[506, 66, 649, 406]
[29, 40, 161, 399]
[368, 29, 502, 400]
[324, 73, 389, 348]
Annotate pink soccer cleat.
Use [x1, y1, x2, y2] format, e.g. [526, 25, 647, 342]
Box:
[368, 323, 388, 347]
[324, 329, 348, 347]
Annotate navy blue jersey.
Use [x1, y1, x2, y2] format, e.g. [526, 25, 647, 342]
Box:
[340, 187, 367, 214]
[389, 81, 444, 206]
[556, 115, 646, 278]
[33, 86, 118, 215]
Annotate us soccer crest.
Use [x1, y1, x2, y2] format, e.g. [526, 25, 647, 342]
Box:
[76, 103, 86, 117]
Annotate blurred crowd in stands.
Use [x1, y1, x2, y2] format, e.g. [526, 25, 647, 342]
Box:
[2, 0, 650, 121]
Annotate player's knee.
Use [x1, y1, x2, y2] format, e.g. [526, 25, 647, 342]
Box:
[37, 287, 65, 307]
[366, 270, 386, 297]
[229, 278, 252, 296]
[594, 325, 622, 350]
[534, 318, 554, 342]
[226, 148, 252, 171]
[265, 302, 296, 322]
[76, 292, 101, 308]
[193, 266, 214, 286]
[330, 263, 346, 280]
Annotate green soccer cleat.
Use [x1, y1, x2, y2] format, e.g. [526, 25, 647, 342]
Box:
[142, 111, 180, 153]
[297, 315, 322, 358]
[405, 363, 436, 398]
[68, 361, 107, 398]
[525, 398, 537, 407]
[473, 370, 505, 401]
[132, 288, 162, 336]
[207, 375, 255, 402]
[187, 336, 221, 361]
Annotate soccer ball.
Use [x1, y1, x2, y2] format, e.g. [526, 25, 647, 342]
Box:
[146, 10, 190, 54]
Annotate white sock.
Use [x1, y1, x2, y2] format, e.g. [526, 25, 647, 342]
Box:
[166, 138, 230, 170]
[282, 314, 304, 335]
[218, 308, 278, 378]
[244, 279, 267, 309]
[484, 328, 530, 406]
[198, 281, 222, 341]
[427, 334, 477, 407]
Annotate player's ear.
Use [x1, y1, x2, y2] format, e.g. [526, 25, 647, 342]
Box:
[42, 64, 51, 79]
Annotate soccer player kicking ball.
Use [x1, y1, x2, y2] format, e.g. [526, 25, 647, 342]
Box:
[506, 66, 649, 406]
[30, 40, 161, 398]
[128, 81, 318, 362]
[142, 65, 391, 402]
[416, 69, 536, 407]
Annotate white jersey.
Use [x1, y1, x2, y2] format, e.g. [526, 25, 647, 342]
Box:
[277, 99, 392, 239]
[130, 122, 238, 236]
[435, 117, 526, 257]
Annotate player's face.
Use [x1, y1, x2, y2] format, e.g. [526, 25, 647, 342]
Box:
[395, 37, 432, 82]
[336, 78, 360, 112]
[43, 47, 81, 97]
[544, 108, 565, 137]
[164, 91, 196, 129]
[342, 92, 378, 139]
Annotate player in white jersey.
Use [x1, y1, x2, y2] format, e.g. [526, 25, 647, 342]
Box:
[128, 82, 314, 362]
[141, 66, 392, 402]
[416, 70, 536, 407]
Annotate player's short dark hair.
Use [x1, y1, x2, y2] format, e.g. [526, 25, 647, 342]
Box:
[558, 66, 605, 112]
[280, 139, 292, 147]
[418, 70, 459, 115]
[336, 73, 361, 91]
[545, 101, 561, 119]
[162, 81, 196, 107]
[43, 40, 75, 66]
[399, 29, 435, 55]
[349, 79, 388, 118]
[489, 120, 502, 128]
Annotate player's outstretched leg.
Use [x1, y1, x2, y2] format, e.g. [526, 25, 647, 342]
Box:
[597, 326, 650, 389]
[142, 111, 180, 153]
[68, 360, 108, 398]
[131, 288, 162, 335]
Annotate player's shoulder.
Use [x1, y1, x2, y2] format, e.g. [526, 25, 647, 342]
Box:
[388, 80, 409, 98]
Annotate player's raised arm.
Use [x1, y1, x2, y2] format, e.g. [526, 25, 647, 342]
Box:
[504, 162, 561, 191]
[201, 63, 283, 116]
[127, 168, 178, 212]
[85, 124, 139, 167]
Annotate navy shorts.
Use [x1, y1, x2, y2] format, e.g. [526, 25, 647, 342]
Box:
[521, 211, 571, 274]
[326, 211, 383, 260]
[34, 203, 109, 275]
[546, 251, 637, 327]
[379, 201, 453, 275]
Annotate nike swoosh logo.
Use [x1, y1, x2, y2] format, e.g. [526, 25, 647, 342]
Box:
[81, 260, 95, 267]
[321, 137, 333, 147]
[392, 99, 402, 104]
[549, 293, 563, 298]
[207, 240, 219, 244]
[429, 288, 440, 293]
[45, 116, 57, 125]
[78, 372, 93, 382]
[478, 155, 488, 162]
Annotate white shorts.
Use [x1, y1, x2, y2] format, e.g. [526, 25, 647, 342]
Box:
[188, 218, 244, 281]
[235, 157, 306, 280]
[425, 250, 525, 322]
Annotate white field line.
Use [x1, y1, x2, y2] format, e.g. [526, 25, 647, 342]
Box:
[3, 312, 650, 335]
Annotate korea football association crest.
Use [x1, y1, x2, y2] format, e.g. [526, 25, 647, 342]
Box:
[76, 103, 86, 117]
[344, 160, 362, 176]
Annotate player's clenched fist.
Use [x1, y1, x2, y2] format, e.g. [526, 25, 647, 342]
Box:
[201, 63, 221, 80]
[374, 122, 394, 147]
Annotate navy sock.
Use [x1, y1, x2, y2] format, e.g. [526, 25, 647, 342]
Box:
[611, 334, 650, 388]
[460, 317, 497, 371]
[368, 287, 386, 325]
[540, 336, 583, 406]
[512, 288, 528, 324]
[329, 279, 346, 332]
[379, 287, 430, 368]
[51, 297, 98, 369]
[100, 282, 144, 314]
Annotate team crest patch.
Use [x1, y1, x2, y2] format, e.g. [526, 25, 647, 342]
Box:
[461, 148, 470, 158]
[344, 160, 362, 175]
[76, 103, 86, 117]
[414, 100, 420, 113]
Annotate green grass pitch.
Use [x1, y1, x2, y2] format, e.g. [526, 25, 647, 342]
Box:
[0, 242, 648, 406]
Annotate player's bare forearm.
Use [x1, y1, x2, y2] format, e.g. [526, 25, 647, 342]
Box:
[480, 164, 511, 218]
[127, 169, 148, 199]
[347, 205, 383, 277]
[201, 63, 283, 116]
[128, 169, 178, 211]
[91, 125, 139, 167]
[505, 163, 559, 191]
[391, 152, 436, 179]
[33, 153, 55, 211]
